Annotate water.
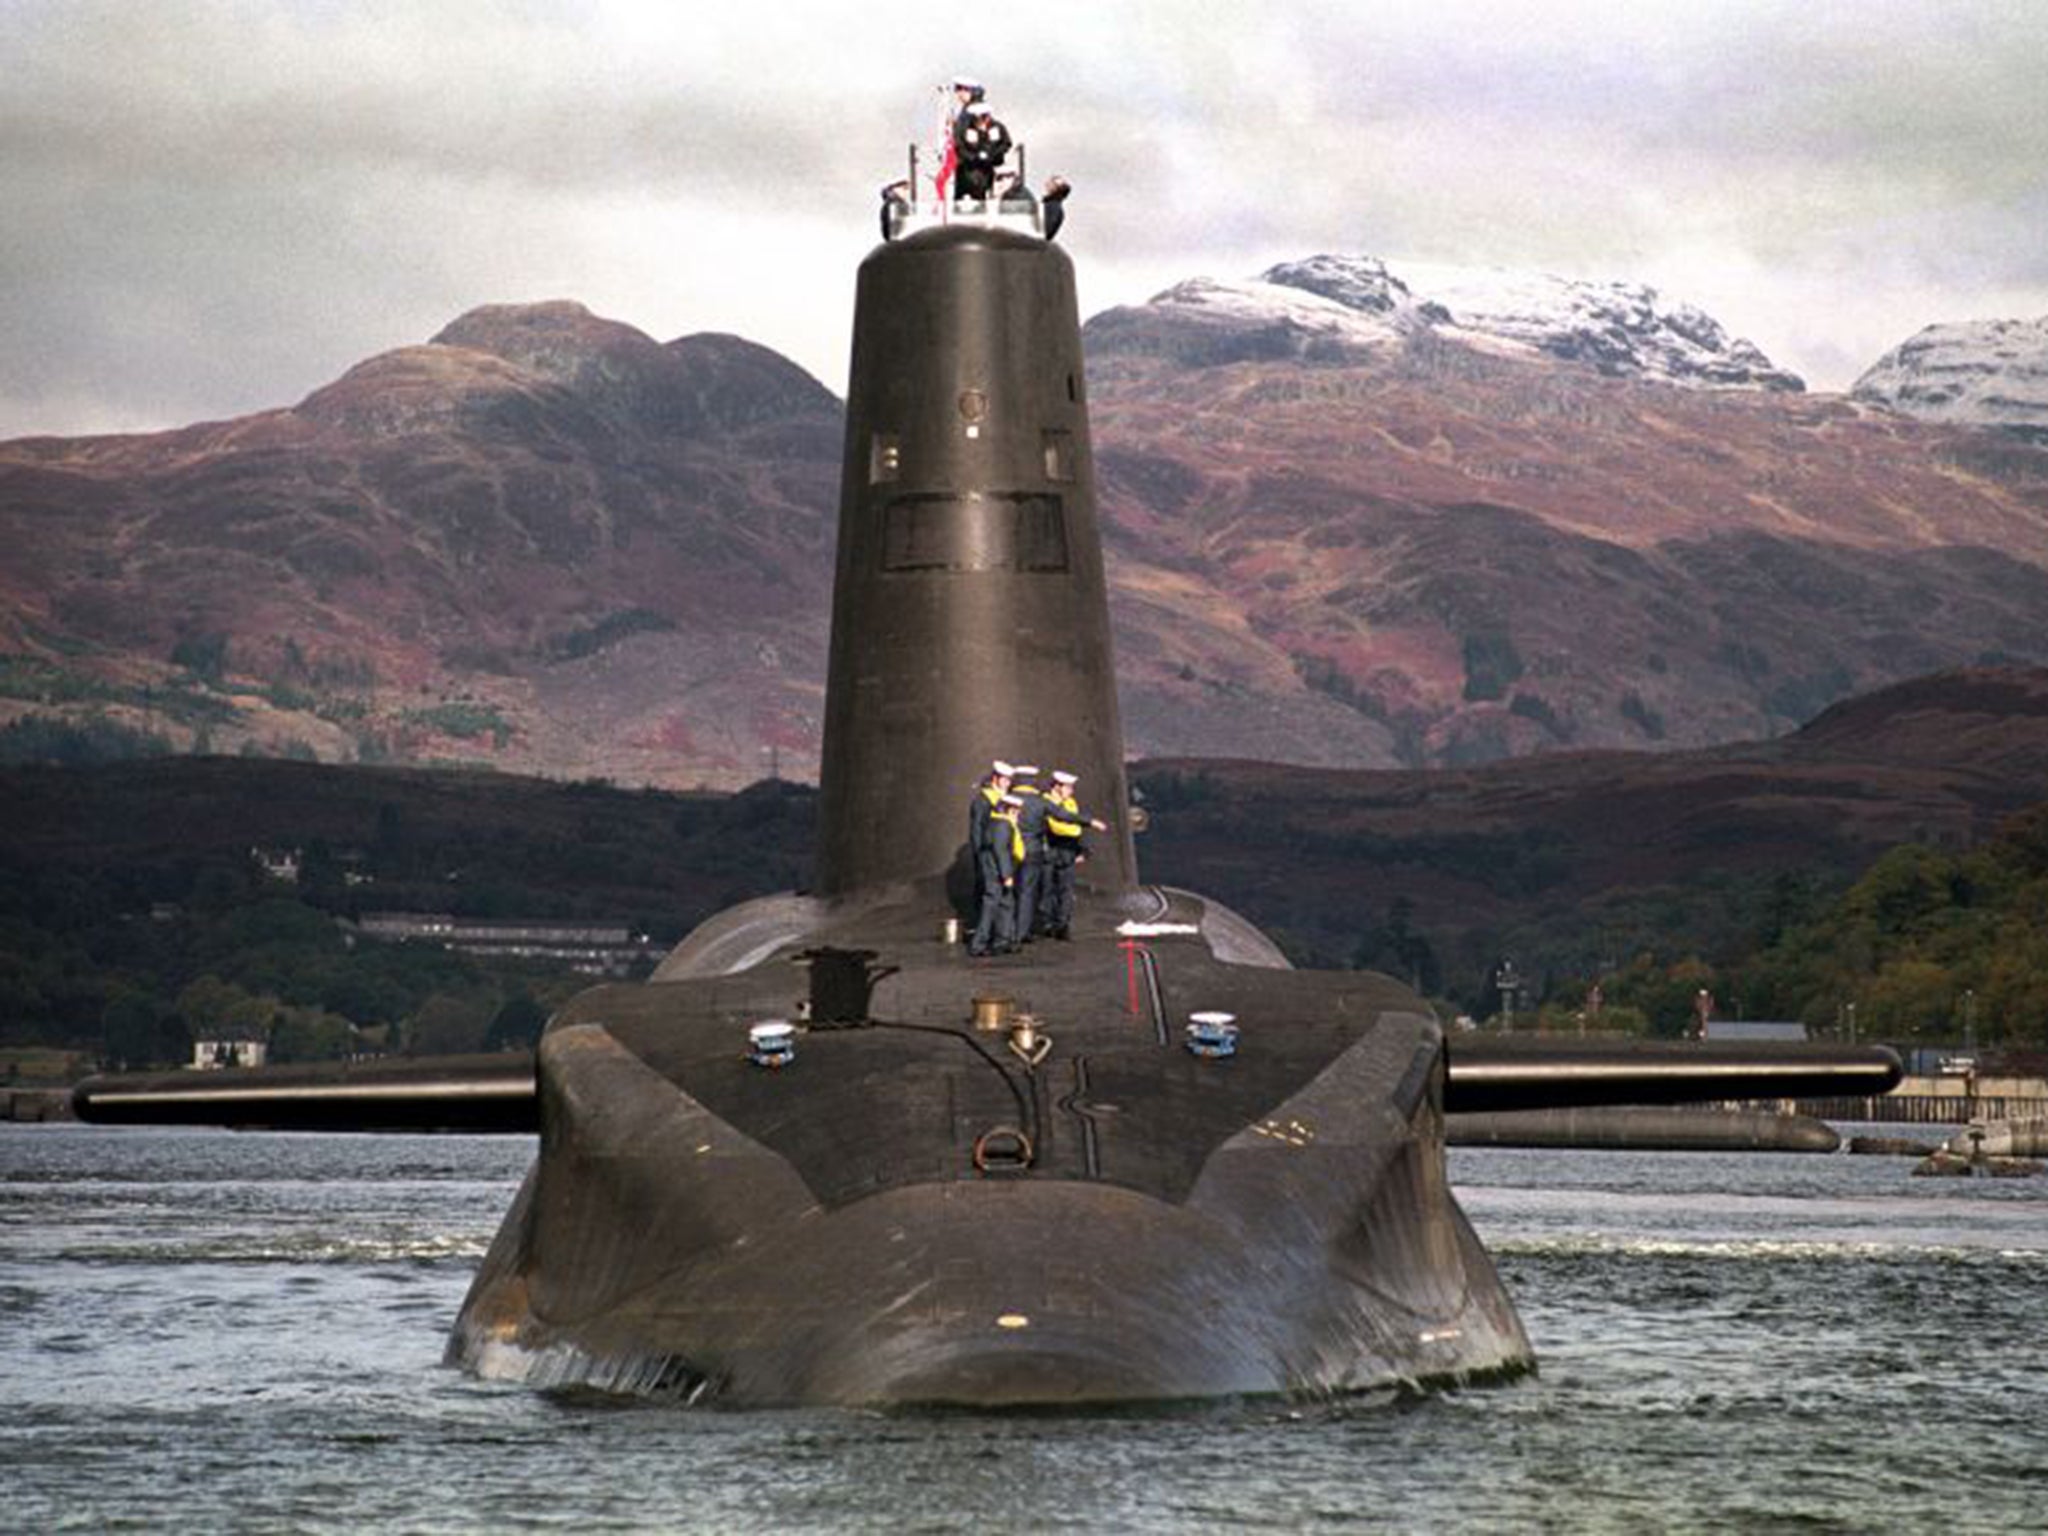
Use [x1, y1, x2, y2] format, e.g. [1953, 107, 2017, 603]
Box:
[3, 1123, 2044, 1532]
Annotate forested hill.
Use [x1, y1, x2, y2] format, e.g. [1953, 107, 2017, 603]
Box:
[0, 760, 813, 1073]
[5, 665, 2047, 1070]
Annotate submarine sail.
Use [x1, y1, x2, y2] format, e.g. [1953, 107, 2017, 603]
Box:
[817, 221, 1136, 898]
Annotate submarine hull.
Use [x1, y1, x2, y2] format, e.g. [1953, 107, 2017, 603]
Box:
[447, 888, 1532, 1404]
[449, 925, 1529, 1403]
[453, 1167, 1526, 1405]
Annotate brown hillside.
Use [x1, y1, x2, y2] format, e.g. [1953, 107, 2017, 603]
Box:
[1087, 319, 2048, 769]
[1131, 666, 2048, 976]
[7, 286, 2048, 785]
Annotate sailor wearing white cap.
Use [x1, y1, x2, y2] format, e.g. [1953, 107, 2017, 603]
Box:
[981, 792, 1027, 954]
[1043, 769, 1110, 940]
[934, 76, 986, 201]
[952, 99, 1012, 202]
[1009, 765, 1051, 942]
[967, 759, 1017, 956]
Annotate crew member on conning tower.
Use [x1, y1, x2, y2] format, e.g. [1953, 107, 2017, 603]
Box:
[1039, 174, 1071, 240]
[951, 101, 1011, 202]
[933, 74, 984, 201]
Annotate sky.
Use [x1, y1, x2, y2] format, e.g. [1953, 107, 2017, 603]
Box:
[4, 0, 2046, 438]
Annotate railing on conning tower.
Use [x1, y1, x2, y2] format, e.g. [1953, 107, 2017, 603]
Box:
[884, 141, 1044, 241]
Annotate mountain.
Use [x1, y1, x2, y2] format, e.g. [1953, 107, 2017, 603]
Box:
[0, 302, 842, 785]
[1851, 316, 2048, 441]
[1087, 254, 1806, 392]
[7, 263, 2048, 785]
[1084, 258, 2048, 767]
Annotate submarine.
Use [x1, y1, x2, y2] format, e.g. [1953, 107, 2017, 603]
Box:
[75, 181, 1902, 1406]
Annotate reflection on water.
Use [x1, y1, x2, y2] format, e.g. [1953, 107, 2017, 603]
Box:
[3, 1123, 2044, 1531]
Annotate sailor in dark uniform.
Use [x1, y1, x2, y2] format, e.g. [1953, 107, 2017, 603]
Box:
[1040, 175, 1071, 240]
[878, 179, 912, 240]
[968, 760, 1015, 956]
[934, 74, 984, 201]
[951, 101, 1011, 202]
[986, 793, 1027, 955]
[1042, 769, 1109, 940]
[1009, 764, 1049, 941]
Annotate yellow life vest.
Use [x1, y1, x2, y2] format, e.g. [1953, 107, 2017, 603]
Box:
[993, 806, 1024, 862]
[1046, 790, 1083, 839]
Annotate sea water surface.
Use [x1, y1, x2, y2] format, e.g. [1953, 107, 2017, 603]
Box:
[3, 1122, 2044, 1532]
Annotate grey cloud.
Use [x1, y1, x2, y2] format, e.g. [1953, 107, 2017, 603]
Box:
[6, 0, 2048, 435]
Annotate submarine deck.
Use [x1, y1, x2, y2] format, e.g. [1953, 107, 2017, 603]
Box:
[550, 889, 1439, 1212]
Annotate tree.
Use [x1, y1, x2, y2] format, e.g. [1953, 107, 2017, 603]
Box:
[1979, 925, 2048, 1046]
[176, 975, 274, 1037]
[269, 1006, 357, 1063]
[189, 862, 252, 915]
[1847, 844, 1954, 944]
[102, 991, 166, 1070]
[1604, 954, 1720, 1038]
[485, 992, 548, 1052]
[1860, 959, 1956, 1040]
[405, 992, 496, 1056]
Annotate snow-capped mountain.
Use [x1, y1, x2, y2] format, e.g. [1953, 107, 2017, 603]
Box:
[1852, 317, 2048, 439]
[1088, 254, 1804, 392]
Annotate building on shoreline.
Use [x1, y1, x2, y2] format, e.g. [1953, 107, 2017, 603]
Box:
[347, 913, 657, 977]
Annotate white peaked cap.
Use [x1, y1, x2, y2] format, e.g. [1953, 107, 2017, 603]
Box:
[951, 74, 983, 90]
[1051, 770, 1078, 784]
[1013, 764, 1040, 777]
[992, 759, 1016, 776]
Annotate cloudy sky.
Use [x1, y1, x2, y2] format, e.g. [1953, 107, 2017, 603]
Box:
[4, 0, 2045, 438]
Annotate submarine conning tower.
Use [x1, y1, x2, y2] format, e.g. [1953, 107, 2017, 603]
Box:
[815, 222, 1138, 899]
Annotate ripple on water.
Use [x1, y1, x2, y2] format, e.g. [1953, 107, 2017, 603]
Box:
[0, 1283, 41, 1316]
[45, 1232, 493, 1266]
[6, 1127, 2047, 1531]
[1490, 1232, 2048, 1265]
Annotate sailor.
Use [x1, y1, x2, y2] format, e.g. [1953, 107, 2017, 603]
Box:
[1009, 765, 1049, 941]
[878, 179, 912, 241]
[1000, 174, 1071, 241]
[951, 101, 1011, 203]
[1042, 769, 1109, 940]
[983, 792, 1028, 955]
[967, 760, 1015, 957]
[1041, 175, 1071, 241]
[933, 74, 984, 201]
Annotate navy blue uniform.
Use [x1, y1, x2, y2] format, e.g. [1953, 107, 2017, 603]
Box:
[1043, 787, 1096, 939]
[968, 787, 1017, 955]
[952, 114, 1011, 201]
[1012, 786, 1050, 938]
